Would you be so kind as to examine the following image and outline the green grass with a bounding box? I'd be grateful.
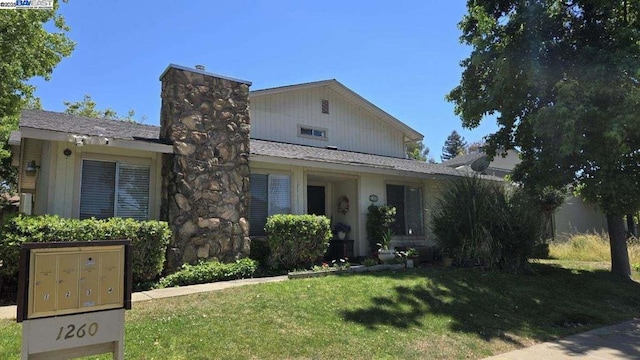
[1,264,639,359]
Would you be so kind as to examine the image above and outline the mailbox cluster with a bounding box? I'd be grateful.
[17,241,132,323]
[27,245,124,319]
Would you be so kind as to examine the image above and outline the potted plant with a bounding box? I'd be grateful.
[377,228,396,263]
[333,222,351,240]
[403,248,419,269]
[441,248,454,267]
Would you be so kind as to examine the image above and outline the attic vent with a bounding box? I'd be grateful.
[321,99,329,114]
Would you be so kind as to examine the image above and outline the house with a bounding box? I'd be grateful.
[442,149,609,236]
[9,64,498,265]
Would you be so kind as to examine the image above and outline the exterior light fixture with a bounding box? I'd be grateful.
[25,160,39,176]
[369,194,379,203]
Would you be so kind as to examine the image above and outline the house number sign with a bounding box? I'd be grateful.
[17,240,132,360]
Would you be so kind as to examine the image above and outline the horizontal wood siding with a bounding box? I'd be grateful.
[251,86,406,157]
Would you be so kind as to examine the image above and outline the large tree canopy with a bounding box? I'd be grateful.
[448,0,640,276]
[0,1,75,191]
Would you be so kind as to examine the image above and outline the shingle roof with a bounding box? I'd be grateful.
[250,139,496,179]
[17,110,499,180]
[20,109,161,141]
[441,152,487,168]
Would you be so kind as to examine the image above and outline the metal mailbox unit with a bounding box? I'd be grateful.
[17,240,132,360]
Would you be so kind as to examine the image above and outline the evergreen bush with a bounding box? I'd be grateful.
[265,214,331,270]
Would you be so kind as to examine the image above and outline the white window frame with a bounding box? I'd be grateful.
[297,124,328,141]
[385,183,424,237]
[78,158,151,221]
[249,173,291,236]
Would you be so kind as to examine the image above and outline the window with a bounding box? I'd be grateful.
[80,160,150,221]
[298,125,327,140]
[249,173,291,236]
[386,184,423,236]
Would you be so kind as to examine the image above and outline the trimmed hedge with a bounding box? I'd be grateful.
[0,215,171,285]
[156,258,258,288]
[265,214,331,270]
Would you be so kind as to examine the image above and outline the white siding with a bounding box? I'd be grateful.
[33,141,162,220]
[251,86,407,157]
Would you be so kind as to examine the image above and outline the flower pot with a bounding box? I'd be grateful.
[337,231,346,240]
[442,257,453,267]
[377,249,396,263]
[406,258,414,269]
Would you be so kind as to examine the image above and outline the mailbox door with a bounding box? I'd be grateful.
[31,253,57,314]
[56,253,79,311]
[100,250,122,306]
[79,252,101,308]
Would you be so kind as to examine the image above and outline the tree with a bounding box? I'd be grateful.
[406,140,435,162]
[441,130,467,161]
[467,141,486,154]
[0,1,75,192]
[447,0,640,276]
[63,94,142,122]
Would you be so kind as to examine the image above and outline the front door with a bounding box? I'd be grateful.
[307,186,326,216]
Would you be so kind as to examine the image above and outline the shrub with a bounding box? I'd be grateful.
[491,188,544,273]
[431,176,544,273]
[265,214,331,270]
[0,215,171,285]
[156,258,258,288]
[366,204,396,252]
[249,236,271,266]
[432,176,497,265]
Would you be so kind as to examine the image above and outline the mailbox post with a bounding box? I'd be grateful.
[17,241,132,360]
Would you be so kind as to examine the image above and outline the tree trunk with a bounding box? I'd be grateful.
[626,214,637,237]
[606,214,631,277]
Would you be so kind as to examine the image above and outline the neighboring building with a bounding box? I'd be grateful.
[9,64,498,265]
[442,149,609,236]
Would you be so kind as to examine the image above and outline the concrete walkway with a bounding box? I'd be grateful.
[484,318,640,359]
[1,276,638,359]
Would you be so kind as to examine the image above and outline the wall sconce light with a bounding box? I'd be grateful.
[25,160,39,176]
[63,148,72,156]
[369,194,379,203]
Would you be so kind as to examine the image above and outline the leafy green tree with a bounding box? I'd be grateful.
[0,1,75,192]
[441,130,467,161]
[447,0,640,276]
[406,140,434,162]
[63,94,141,122]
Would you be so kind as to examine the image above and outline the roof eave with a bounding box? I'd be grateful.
[19,127,173,154]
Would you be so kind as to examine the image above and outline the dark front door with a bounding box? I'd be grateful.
[307,186,326,215]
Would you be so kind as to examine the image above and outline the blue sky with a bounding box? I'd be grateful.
[32,0,498,161]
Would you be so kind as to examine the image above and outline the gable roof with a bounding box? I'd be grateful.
[441,152,486,168]
[14,110,499,180]
[250,140,500,180]
[251,79,423,142]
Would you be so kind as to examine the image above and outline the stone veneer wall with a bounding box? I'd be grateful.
[160,65,251,267]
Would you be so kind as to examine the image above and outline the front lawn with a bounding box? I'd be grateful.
[1,263,639,359]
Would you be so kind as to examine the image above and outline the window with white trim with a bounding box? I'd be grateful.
[249,173,291,236]
[80,160,150,221]
[298,125,327,140]
[386,184,424,236]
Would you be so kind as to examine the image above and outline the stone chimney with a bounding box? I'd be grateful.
[159,64,252,267]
